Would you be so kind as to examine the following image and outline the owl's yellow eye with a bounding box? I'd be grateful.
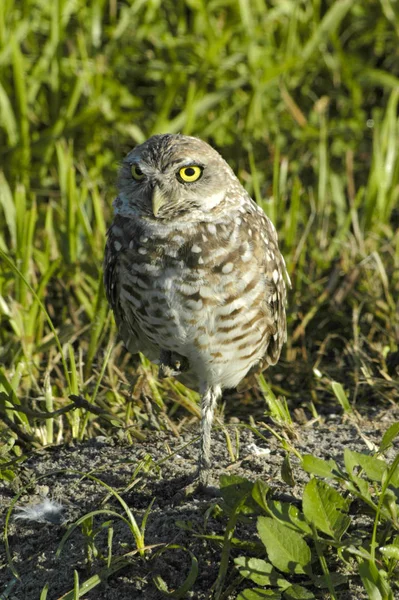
[178,165,202,183]
[131,164,145,181]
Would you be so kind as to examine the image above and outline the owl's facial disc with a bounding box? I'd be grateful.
[118,134,232,220]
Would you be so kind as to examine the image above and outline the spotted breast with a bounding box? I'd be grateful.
[104,199,286,392]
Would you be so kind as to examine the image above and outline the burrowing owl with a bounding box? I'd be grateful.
[104,134,289,487]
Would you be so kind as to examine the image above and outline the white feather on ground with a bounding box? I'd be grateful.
[14,499,65,524]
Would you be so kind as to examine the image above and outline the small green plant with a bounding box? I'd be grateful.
[258,374,293,426]
[202,423,399,599]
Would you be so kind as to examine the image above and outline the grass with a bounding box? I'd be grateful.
[0,0,399,597]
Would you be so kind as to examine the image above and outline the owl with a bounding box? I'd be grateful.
[104,134,289,489]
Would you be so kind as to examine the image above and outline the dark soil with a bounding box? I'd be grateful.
[1,406,398,600]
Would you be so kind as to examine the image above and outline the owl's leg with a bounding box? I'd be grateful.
[171,384,222,502]
[198,384,222,487]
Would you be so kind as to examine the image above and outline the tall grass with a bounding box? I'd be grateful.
[0,0,398,462]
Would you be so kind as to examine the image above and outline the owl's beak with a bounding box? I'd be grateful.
[152,185,168,217]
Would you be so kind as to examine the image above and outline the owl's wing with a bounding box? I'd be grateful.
[103,226,143,356]
[255,205,289,367]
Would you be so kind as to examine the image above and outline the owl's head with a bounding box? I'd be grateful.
[115,134,239,221]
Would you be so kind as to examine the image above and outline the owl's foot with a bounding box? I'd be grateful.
[158,350,189,379]
[158,363,180,379]
[171,468,220,503]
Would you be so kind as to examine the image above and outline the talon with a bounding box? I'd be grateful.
[158,364,180,379]
[158,350,189,379]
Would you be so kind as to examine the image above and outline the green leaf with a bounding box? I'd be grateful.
[220,474,255,514]
[257,373,292,424]
[302,479,350,540]
[301,0,353,63]
[235,556,273,585]
[257,517,311,575]
[313,573,347,588]
[379,544,399,561]
[281,454,295,487]
[381,488,398,522]
[152,546,198,599]
[39,582,49,600]
[379,422,399,453]
[331,381,352,413]
[283,584,315,599]
[358,560,393,600]
[237,590,282,600]
[302,455,338,479]
[0,81,18,146]
[389,465,399,488]
[60,558,134,599]
[252,479,271,513]
[0,172,16,247]
[344,449,388,482]
[266,499,312,535]
[345,474,372,501]
[0,469,16,482]
[234,557,290,589]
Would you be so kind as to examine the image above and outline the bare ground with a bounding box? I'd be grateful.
[1,405,398,600]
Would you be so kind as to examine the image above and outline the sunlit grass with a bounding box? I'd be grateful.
[0,0,398,468]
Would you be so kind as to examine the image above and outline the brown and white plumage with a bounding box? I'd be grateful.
[104,134,289,486]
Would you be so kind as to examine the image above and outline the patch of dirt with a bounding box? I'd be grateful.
[1,406,398,600]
